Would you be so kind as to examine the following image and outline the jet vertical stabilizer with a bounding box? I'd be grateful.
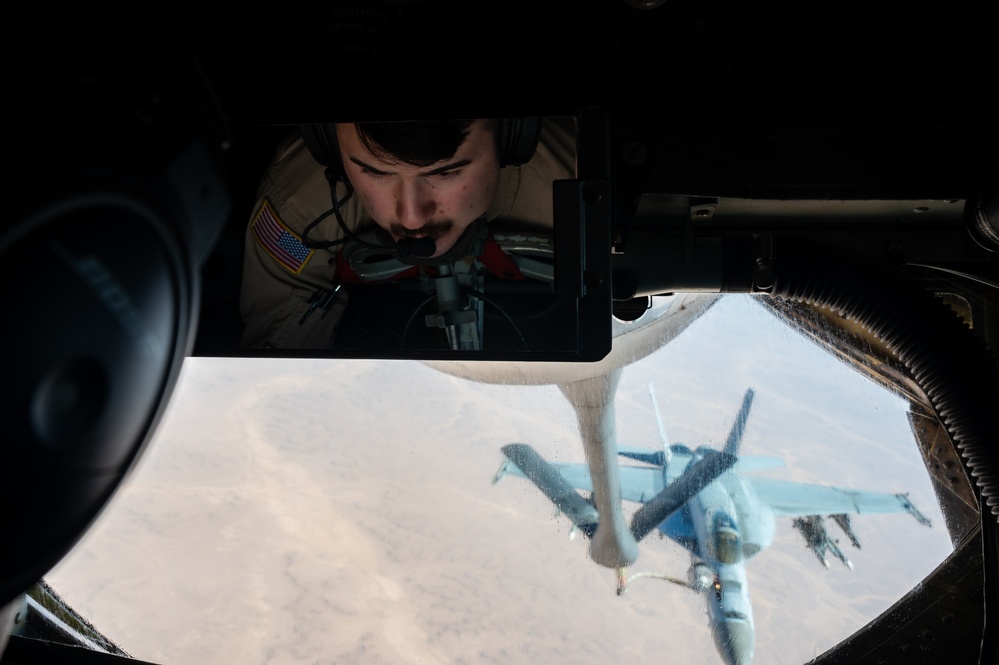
[499,444,599,537]
[648,382,671,468]
[630,451,738,542]
[723,389,755,456]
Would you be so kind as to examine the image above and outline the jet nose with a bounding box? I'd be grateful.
[712,618,755,665]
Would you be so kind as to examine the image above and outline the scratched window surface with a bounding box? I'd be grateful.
[45,295,962,665]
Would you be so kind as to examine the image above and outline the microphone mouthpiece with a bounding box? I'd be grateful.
[397,236,437,259]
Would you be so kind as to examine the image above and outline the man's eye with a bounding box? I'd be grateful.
[435,169,461,179]
[359,167,386,178]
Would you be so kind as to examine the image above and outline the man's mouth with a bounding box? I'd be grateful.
[390,220,454,241]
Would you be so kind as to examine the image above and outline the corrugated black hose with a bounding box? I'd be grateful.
[769,237,999,521]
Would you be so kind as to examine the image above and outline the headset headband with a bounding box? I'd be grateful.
[299,117,543,178]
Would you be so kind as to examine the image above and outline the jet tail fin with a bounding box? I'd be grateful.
[492,459,514,485]
[630,451,738,542]
[647,382,671,467]
[499,444,599,537]
[723,388,755,456]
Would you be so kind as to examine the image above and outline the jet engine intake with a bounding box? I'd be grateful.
[689,562,715,592]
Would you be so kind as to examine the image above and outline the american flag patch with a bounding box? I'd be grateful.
[251,200,314,274]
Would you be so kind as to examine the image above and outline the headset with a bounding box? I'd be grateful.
[299,117,543,173]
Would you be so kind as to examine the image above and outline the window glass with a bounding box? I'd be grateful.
[45,295,961,665]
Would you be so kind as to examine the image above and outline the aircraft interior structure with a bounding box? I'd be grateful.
[2,3,996,664]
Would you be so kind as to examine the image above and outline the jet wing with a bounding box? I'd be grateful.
[748,477,931,525]
[549,463,592,493]
[619,467,667,503]
[513,462,666,504]
[496,446,664,516]
[496,445,599,534]
[733,456,785,473]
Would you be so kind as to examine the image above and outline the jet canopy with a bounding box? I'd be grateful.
[711,513,744,565]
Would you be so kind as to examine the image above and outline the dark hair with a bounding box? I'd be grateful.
[354,119,498,167]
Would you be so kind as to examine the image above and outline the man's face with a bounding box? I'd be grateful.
[335,119,501,258]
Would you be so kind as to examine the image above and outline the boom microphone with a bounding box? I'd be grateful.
[396,236,437,259]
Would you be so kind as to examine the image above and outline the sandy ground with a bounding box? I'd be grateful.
[46,296,957,665]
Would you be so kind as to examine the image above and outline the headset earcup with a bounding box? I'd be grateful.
[499,117,543,167]
[300,124,344,171]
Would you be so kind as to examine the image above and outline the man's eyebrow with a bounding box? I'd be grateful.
[420,158,472,176]
[348,156,391,175]
[348,156,473,176]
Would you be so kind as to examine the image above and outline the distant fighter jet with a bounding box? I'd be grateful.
[426,294,934,665]
[492,385,932,665]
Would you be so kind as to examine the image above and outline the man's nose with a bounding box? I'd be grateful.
[395,179,436,230]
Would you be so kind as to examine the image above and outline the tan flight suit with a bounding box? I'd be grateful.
[239,117,576,349]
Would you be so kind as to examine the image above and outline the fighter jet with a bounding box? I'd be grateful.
[492,385,932,665]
